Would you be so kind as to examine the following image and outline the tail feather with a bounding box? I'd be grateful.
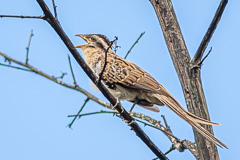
[186,111,220,126]
[154,94,227,149]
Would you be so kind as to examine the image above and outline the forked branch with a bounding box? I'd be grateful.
[192,0,228,64]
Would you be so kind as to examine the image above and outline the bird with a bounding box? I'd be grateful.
[75,33,227,148]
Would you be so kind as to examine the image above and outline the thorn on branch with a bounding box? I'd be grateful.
[124,32,145,59]
[26,29,34,64]
[97,37,118,85]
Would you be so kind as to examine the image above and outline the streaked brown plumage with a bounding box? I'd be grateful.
[75,34,227,148]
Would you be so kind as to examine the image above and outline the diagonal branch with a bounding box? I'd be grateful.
[192,0,228,64]
[124,32,145,59]
[36,0,167,159]
[68,98,90,128]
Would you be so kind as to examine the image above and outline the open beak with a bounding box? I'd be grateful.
[75,34,89,48]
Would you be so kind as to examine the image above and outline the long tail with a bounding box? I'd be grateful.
[153,93,227,149]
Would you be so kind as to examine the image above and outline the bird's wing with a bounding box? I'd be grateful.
[102,54,162,93]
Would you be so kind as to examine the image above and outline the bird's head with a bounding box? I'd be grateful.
[75,34,112,52]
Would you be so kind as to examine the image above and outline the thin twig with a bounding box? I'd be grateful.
[124,32,145,59]
[68,98,90,128]
[54,72,67,79]
[68,109,197,156]
[26,29,34,64]
[69,110,178,140]
[0,15,45,19]
[199,47,212,66]
[161,115,171,132]
[0,51,109,108]
[0,63,32,72]
[68,55,78,86]
[68,110,117,118]
[97,38,117,85]
[51,0,57,18]
[164,145,175,155]
[192,0,228,63]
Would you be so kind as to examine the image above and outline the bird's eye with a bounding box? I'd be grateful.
[91,37,96,42]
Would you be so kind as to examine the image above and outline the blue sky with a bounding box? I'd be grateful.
[0,0,239,159]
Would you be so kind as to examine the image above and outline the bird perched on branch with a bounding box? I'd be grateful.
[75,34,227,148]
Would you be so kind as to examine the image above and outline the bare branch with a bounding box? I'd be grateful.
[26,30,34,64]
[192,0,228,64]
[68,98,90,128]
[124,32,145,59]
[51,0,58,18]
[0,15,45,19]
[68,55,78,86]
[0,63,31,72]
[68,110,117,118]
[161,115,171,132]
[68,110,198,156]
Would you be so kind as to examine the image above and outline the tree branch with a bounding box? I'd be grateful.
[124,32,145,59]
[51,0,58,18]
[68,98,90,128]
[36,0,167,159]
[25,29,34,64]
[0,15,45,19]
[68,55,78,86]
[149,0,228,159]
[192,0,228,64]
